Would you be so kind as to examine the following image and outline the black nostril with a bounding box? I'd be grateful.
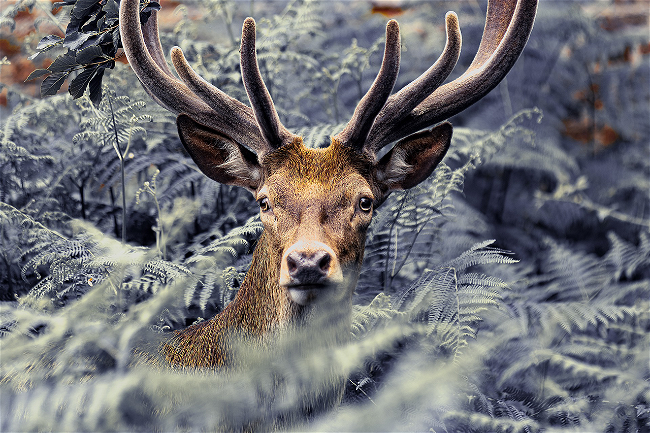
[316,251,331,273]
[287,254,298,274]
[286,250,331,283]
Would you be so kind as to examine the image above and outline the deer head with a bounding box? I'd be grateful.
[120,0,537,365]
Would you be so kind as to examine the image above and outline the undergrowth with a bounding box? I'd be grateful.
[0,0,648,431]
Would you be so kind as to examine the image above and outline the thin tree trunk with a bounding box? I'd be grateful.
[109,186,119,238]
[79,183,86,220]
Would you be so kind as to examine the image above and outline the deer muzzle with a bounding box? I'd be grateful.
[279,241,344,305]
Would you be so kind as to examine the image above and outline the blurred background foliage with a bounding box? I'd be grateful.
[0,0,648,431]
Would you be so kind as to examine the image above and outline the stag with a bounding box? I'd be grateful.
[120,0,537,375]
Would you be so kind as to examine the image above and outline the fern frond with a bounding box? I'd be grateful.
[444,240,518,272]
[526,240,610,303]
[604,230,650,281]
[389,241,513,360]
[351,293,403,338]
[121,275,164,295]
[442,410,539,433]
[143,260,192,284]
[182,217,262,312]
[528,302,634,333]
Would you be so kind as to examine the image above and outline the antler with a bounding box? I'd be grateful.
[334,20,401,149]
[119,0,293,157]
[342,0,538,158]
[240,18,296,150]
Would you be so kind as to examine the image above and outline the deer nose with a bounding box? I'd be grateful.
[279,241,343,289]
[286,250,331,284]
[280,242,344,305]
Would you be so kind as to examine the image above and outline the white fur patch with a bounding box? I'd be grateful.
[218,140,261,184]
[381,147,412,184]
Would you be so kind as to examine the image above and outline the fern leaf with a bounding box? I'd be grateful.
[351,293,403,338]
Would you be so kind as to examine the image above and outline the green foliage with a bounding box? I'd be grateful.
[182,216,262,313]
[26,0,161,102]
[1,0,648,431]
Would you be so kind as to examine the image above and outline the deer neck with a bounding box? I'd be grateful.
[164,229,356,368]
[231,230,301,333]
[229,229,355,340]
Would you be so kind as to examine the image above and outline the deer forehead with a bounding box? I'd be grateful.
[258,140,375,206]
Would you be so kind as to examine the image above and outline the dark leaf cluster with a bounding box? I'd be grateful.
[26,0,161,103]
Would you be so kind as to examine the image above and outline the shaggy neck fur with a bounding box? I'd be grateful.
[163,230,355,369]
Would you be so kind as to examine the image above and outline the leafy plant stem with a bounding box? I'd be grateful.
[109,186,119,238]
[108,94,126,245]
[156,201,164,260]
[499,77,513,118]
[136,170,165,259]
[348,379,377,406]
[332,75,341,124]
[222,6,236,47]
[383,192,407,292]
[451,267,461,363]
[393,213,439,278]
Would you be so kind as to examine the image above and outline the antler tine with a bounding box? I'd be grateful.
[119,0,265,152]
[170,48,267,152]
[240,18,295,151]
[366,0,538,151]
[468,1,517,72]
[120,0,193,113]
[334,20,401,150]
[141,8,175,78]
[137,8,185,109]
[364,12,461,156]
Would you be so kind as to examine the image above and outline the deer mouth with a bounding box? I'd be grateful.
[285,283,330,305]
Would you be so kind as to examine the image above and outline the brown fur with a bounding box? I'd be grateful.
[166,117,452,380]
[164,230,301,367]
[163,139,377,368]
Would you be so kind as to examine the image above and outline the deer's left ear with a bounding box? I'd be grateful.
[374,121,452,192]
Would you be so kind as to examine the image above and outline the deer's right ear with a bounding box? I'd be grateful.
[374,121,452,193]
[177,114,262,193]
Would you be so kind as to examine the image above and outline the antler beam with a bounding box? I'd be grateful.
[119,0,290,157]
[364,0,538,156]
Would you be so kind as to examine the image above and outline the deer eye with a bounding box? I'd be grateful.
[259,197,271,212]
[359,197,373,213]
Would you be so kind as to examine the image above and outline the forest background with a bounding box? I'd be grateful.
[0,0,648,431]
